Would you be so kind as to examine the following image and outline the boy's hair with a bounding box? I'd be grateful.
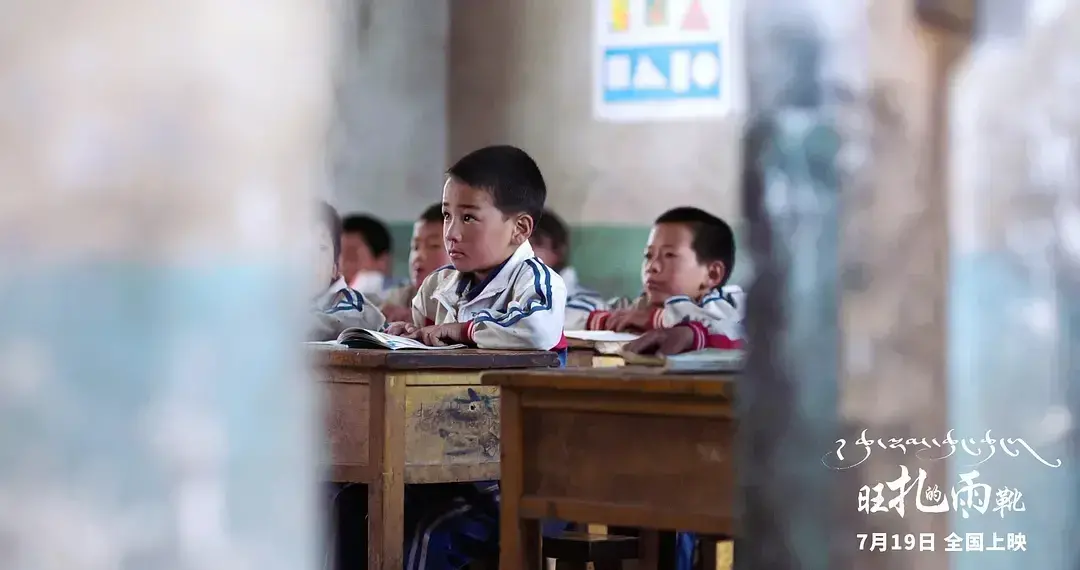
[419,203,443,223]
[533,209,570,264]
[654,207,736,285]
[320,201,343,261]
[342,213,393,258]
[446,145,546,223]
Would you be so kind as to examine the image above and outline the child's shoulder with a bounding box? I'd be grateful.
[415,264,459,293]
[508,257,566,291]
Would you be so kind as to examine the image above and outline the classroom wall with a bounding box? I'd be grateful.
[333,0,746,297]
[329,0,448,219]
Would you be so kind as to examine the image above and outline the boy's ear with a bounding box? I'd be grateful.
[704,261,726,290]
[511,213,534,246]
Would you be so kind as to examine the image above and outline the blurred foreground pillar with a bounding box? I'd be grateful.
[950,2,1080,569]
[740,0,969,568]
[0,2,333,569]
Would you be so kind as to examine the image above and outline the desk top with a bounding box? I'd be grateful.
[481,366,734,397]
[310,345,559,370]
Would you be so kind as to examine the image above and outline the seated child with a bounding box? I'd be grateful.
[624,319,743,354]
[565,207,743,348]
[340,212,397,295]
[388,145,567,354]
[310,201,386,340]
[531,208,603,301]
[383,145,568,570]
[379,203,450,322]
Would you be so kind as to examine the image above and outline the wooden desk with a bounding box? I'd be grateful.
[312,346,558,570]
[566,338,626,368]
[483,367,735,570]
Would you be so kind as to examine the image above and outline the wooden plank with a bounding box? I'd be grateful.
[324,380,372,480]
[311,347,559,370]
[520,389,734,419]
[402,380,501,475]
[567,348,625,368]
[520,408,734,518]
[367,371,407,570]
[498,388,542,570]
[518,498,732,537]
[483,368,735,397]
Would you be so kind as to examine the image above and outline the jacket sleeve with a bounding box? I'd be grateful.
[659,287,744,329]
[309,288,387,341]
[575,296,636,330]
[564,291,609,330]
[679,320,745,351]
[409,270,444,327]
[465,259,567,350]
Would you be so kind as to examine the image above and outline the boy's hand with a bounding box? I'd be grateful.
[625,327,696,355]
[381,304,414,323]
[605,308,656,332]
[410,323,469,346]
[384,321,418,336]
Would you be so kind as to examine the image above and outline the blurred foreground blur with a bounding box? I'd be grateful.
[1,0,1079,569]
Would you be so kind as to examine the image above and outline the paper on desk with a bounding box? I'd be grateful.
[563,330,641,342]
[305,340,348,349]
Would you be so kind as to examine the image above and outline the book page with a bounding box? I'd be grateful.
[564,330,641,343]
[363,329,466,350]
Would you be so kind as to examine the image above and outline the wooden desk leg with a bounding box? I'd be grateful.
[369,372,407,570]
[498,389,543,570]
[638,530,677,570]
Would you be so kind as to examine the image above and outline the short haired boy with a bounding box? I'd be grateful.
[379,203,450,322]
[387,145,567,355]
[565,207,744,349]
[310,202,386,340]
[382,145,567,570]
[531,208,603,302]
[340,212,395,295]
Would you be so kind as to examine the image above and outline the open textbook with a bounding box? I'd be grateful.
[312,328,466,350]
[620,348,745,373]
[564,330,640,355]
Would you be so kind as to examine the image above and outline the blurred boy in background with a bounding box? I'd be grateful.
[531,208,603,303]
[565,207,743,349]
[379,203,451,322]
[340,212,397,296]
[310,202,386,340]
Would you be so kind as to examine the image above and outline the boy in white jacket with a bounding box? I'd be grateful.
[381,145,567,570]
[565,207,744,347]
[387,145,567,356]
[309,202,386,341]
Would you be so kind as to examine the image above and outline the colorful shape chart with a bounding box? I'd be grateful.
[681,0,710,30]
[610,0,629,32]
[646,0,668,27]
[593,0,734,121]
[602,43,723,103]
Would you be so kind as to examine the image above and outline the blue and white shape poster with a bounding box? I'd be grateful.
[593,0,737,122]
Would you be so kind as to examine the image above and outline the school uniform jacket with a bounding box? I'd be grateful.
[411,241,568,351]
[309,276,387,341]
[378,283,417,309]
[566,285,746,347]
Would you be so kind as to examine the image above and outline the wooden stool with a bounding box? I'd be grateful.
[542,531,640,570]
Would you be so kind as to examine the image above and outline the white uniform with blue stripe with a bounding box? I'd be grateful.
[411,241,567,351]
[310,276,386,341]
[565,285,746,332]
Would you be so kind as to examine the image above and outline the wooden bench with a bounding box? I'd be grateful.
[483,367,736,570]
[311,346,558,570]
